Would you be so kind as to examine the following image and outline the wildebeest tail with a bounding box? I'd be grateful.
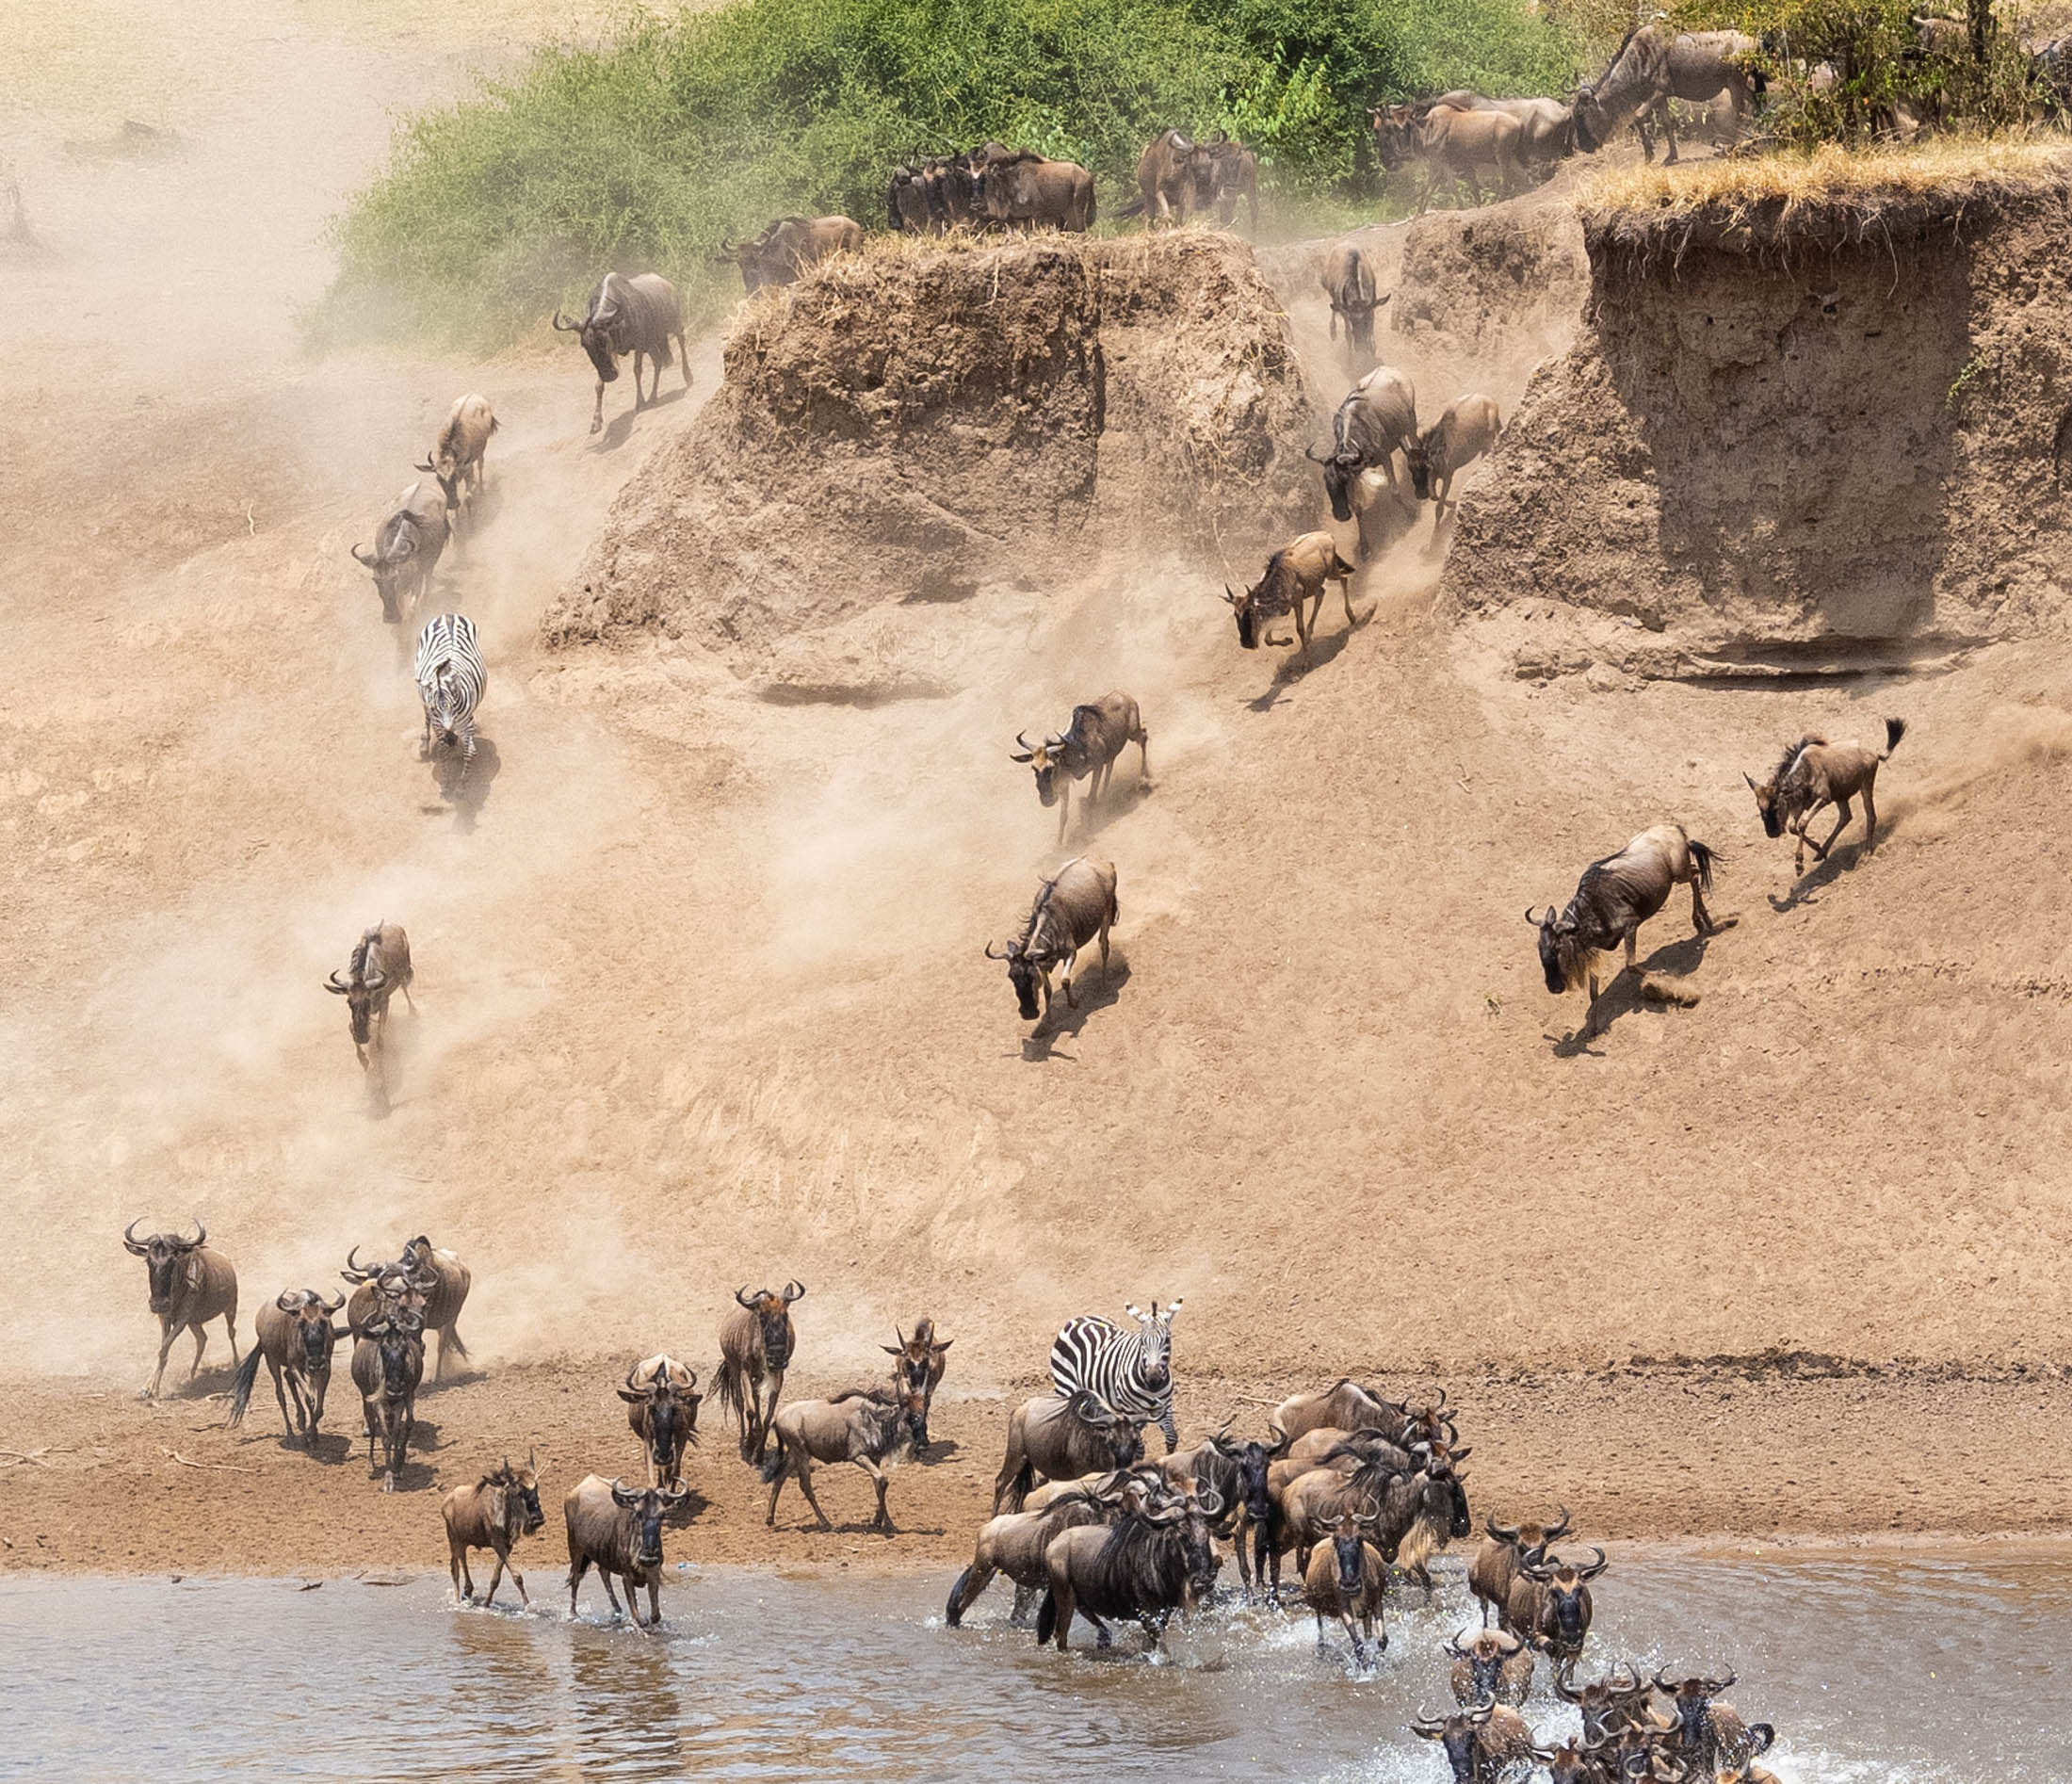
[1687,838,1719,892]
[1035,1590,1059,1645]
[713,1355,747,1431]
[757,1443,788,1485]
[650,334,674,371]
[997,1454,1034,1515]
[945,1567,973,1627]
[442,1324,470,1360]
[226,1344,265,1428]
[1882,716,1907,757]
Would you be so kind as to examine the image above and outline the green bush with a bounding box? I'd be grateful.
[320,0,1577,348]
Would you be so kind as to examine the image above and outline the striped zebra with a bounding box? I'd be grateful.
[413,614,486,778]
[1048,1299,1182,1452]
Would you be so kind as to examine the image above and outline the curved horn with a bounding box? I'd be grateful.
[1487,1516,1522,1543]
[1409,1714,1448,1738]
[1304,446,1330,462]
[1609,1660,1643,1694]
[1525,905,1546,925]
[1703,1665,1736,1694]
[735,1286,757,1308]
[783,1280,805,1303]
[1654,1667,1676,1695]
[1493,1629,1524,1655]
[1446,1629,1474,1657]
[320,1291,347,1315]
[184,1218,205,1248]
[350,544,375,566]
[983,941,1012,960]
[122,1219,150,1256]
[552,309,580,332]
[1553,1660,1583,1702]
[1544,1504,1571,1543]
[1575,1545,1609,1580]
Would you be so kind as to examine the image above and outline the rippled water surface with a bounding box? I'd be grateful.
[5,1549,2065,1781]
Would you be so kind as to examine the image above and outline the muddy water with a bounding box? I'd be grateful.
[5,1549,2064,1781]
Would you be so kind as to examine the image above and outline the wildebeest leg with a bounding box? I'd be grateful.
[1009,1581,1038,1625]
[1812,797,1853,861]
[1792,799,1830,875]
[794,1455,834,1531]
[765,1444,792,1526]
[189,1321,209,1382]
[1049,1581,1076,1649]
[1293,593,1312,657]
[452,1540,472,1602]
[274,1361,300,1441]
[1057,945,1082,1009]
[1057,778,1071,846]
[591,376,606,435]
[1658,97,1680,165]
[509,1552,531,1608]
[599,1567,626,1621]
[676,331,691,389]
[644,1570,660,1630]
[482,1549,506,1607]
[862,1458,894,1533]
[566,1552,590,1617]
[1861,784,1879,851]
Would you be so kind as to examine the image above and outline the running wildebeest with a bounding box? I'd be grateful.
[1657,1668,1775,1776]
[414,393,496,533]
[1469,1505,1570,1628]
[1448,1626,1534,1705]
[1224,531,1361,656]
[443,1453,545,1607]
[1572,27,1765,161]
[351,1308,424,1491]
[1507,1545,1609,1662]
[552,271,689,434]
[1320,246,1387,372]
[1312,364,1418,558]
[716,214,864,291]
[1035,1484,1222,1653]
[619,1354,702,1488]
[1011,693,1150,844]
[986,855,1119,1030]
[1409,1699,1534,1784]
[881,1320,952,1448]
[946,1478,1122,1627]
[324,922,413,1091]
[1553,1658,1651,1743]
[397,1234,471,1381]
[1405,395,1501,538]
[1529,823,1725,1038]
[351,479,448,626]
[994,1390,1145,1513]
[1303,1511,1390,1668]
[974,152,1096,232]
[563,1473,688,1630]
[123,1218,238,1400]
[226,1288,346,1445]
[1746,718,1906,877]
[715,1280,803,1463]
[340,1245,430,1342]
[761,1385,928,1533]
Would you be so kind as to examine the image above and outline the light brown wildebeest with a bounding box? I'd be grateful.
[225,1288,346,1445]
[1573,27,1764,162]
[1010,692,1150,845]
[443,1453,545,1606]
[123,1218,238,1400]
[717,214,865,291]
[1320,245,1387,373]
[1223,531,1361,657]
[945,1477,1124,1626]
[1303,1511,1390,1668]
[881,1319,952,1448]
[761,1387,928,1533]
[414,394,497,532]
[1128,129,1211,225]
[993,1390,1145,1512]
[397,1234,471,1380]
[1370,103,1524,213]
[563,1473,688,1630]
[1448,1625,1534,1705]
[1506,1545,1609,1662]
[619,1354,702,1487]
[1201,135,1259,230]
[1409,1699,1534,1782]
[715,1280,803,1462]
[552,271,690,435]
[985,856,1119,1030]
[1424,91,1574,176]
[1746,718,1906,877]
[974,152,1095,232]
[1404,394,1501,538]
[1468,1504,1571,1628]
[323,922,414,1094]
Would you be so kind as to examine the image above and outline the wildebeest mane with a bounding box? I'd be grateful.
[1091,1511,1190,1606]
[1768,735,1822,792]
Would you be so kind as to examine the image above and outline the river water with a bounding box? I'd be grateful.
[4,1548,2064,1781]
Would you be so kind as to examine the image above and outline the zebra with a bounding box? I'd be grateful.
[1048,1299,1182,1452]
[413,614,486,779]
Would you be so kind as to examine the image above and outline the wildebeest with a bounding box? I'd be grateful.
[1034,1486,1221,1652]
[1409,1699,1534,1783]
[1279,1444,1471,1587]
[351,479,449,626]
[123,1218,238,1400]
[1370,103,1524,213]
[974,152,1096,232]
[1405,395,1501,537]
[946,1479,1120,1626]
[414,394,497,532]
[1224,530,1360,655]
[340,1245,431,1344]
[1573,27,1764,160]
[226,1288,345,1444]
[1529,823,1724,1038]
[442,1453,545,1607]
[1746,718,1906,877]
[716,214,864,291]
[1507,1545,1608,1661]
[1311,364,1418,556]
[1011,693,1150,845]
[1469,1505,1570,1628]
[552,271,689,435]
[563,1472,688,1630]
[397,1235,471,1380]
[715,1280,803,1462]
[323,922,413,1091]
[350,1307,425,1491]
[994,1390,1144,1513]
[1657,1668,1775,1776]
[1448,1626,1534,1706]
[1128,129,1213,225]
[1423,91,1576,175]
[985,855,1118,1029]
[1320,246,1387,372]
[1553,1658,1651,1743]
[1303,1512,1389,1668]
[1201,135,1259,230]
[886,143,1011,234]
[1271,1379,1457,1450]
[1162,1430,1272,1595]
[619,1354,702,1487]
[761,1386,928,1533]
[881,1319,952,1448]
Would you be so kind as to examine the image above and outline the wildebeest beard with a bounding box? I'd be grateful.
[581,328,619,383]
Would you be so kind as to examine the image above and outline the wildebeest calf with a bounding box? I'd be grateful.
[1225,531,1361,657]
[443,1453,545,1606]
[1404,394,1500,538]
[1746,717,1906,876]
[415,394,497,532]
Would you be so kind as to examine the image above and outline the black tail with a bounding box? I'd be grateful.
[758,1444,788,1485]
[442,1323,470,1360]
[946,1567,972,1627]
[1035,1590,1058,1645]
[713,1356,747,1432]
[226,1345,264,1428]
[1687,838,1719,892]
[1883,716,1908,757]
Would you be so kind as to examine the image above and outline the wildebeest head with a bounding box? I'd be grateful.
[323,934,390,1045]
[124,1219,204,1313]
[1411,1699,1497,1783]
[983,934,1044,1019]
[1526,903,1586,995]
[881,1325,945,1444]
[609,1476,688,1569]
[1746,740,1806,837]
[349,520,416,624]
[1065,1390,1146,1468]
[1301,439,1368,525]
[1487,1502,1570,1552]
[735,1282,802,1367]
[1411,1444,1474,1539]
[1654,1667,1737,1760]
[277,1289,344,1372]
[364,1309,425,1398]
[1524,1546,1607,1651]
[1176,1487,1223,1599]
[1405,431,1435,499]
[553,283,623,383]
[1449,1626,1527,1700]
[1329,1509,1381,1596]
[1009,731,1067,805]
[1368,104,1422,171]
[1554,1658,1647,1742]
[619,1363,702,1479]
[491,1452,546,1534]
[1125,1299,1180,1392]
[1222,581,1265,649]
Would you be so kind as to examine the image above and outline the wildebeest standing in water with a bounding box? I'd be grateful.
[986,855,1119,1030]
[1035,1487,1222,1652]
[1528,822,1725,1039]
[564,1472,689,1629]
[350,479,448,626]
[882,1319,952,1448]
[226,1288,346,1445]
[1320,246,1387,373]
[324,922,413,1095]
[443,1454,546,1607]
[619,1354,702,1488]
[1011,693,1150,844]
[1224,531,1361,657]
[715,1281,804,1463]
[553,271,689,434]
[1468,1504,1569,1629]
[1745,718,1906,877]
[414,394,497,534]
[123,1219,238,1400]
[1404,394,1501,539]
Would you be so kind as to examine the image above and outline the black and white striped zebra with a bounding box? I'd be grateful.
[413,613,486,777]
[1048,1299,1182,1452]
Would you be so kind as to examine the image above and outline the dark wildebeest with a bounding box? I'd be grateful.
[1370,102,1525,213]
[1011,693,1150,844]
[1656,1668,1776,1776]
[339,1246,430,1344]
[1280,1444,1471,1590]
[1746,718,1906,877]
[1311,364,1418,559]
[762,1386,929,1533]
[414,394,497,533]
[881,1319,952,1448]
[123,1218,238,1400]
[1201,135,1259,229]
[1126,129,1213,225]
[1447,1626,1534,1706]
[946,1478,1124,1627]
[1404,394,1501,538]
[552,271,689,435]
[323,922,414,1091]
[715,1280,803,1463]
[1035,1486,1222,1652]
[974,152,1096,232]
[1572,27,1764,161]
[1162,1430,1272,1596]
[442,1453,545,1607]
[397,1234,471,1380]
[226,1288,346,1445]
[716,214,864,291]
[351,479,449,625]
[1224,530,1361,656]
[563,1472,688,1630]
[1529,823,1724,1038]
[1320,246,1387,372]
[1553,1658,1651,1743]
[1506,1545,1608,1662]
[994,1390,1144,1513]
[1468,1505,1570,1628]
[350,1307,425,1491]
[1409,1699,1534,1784]
[1303,1511,1390,1668]
[619,1354,702,1488]
[985,855,1118,1030]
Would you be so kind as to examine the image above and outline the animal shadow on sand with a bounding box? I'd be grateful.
[427,736,501,831]
[1244,625,1360,714]
[919,1436,962,1465]
[240,1428,357,1467]
[1549,927,1731,1057]
[1072,780,1153,843]
[664,1484,713,1528]
[1020,959,1131,1062]
[1767,821,1901,913]
[592,386,690,454]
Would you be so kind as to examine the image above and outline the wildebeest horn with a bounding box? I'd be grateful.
[183,1218,205,1248]
[1487,1516,1521,1542]
[1609,1660,1642,1694]
[1525,905,1545,925]
[350,544,375,566]
[1544,1504,1571,1542]
[325,968,351,992]
[1449,1446,1471,1463]
[1195,1489,1223,1518]
[735,1285,757,1307]
[1553,1660,1583,1701]
[1304,445,1330,462]
[1493,1629,1523,1654]
[1654,1667,1676,1695]
[122,1219,150,1256]
[413,457,435,474]
[1409,1713,1448,1738]
[782,1279,805,1303]
[1703,1665,1736,1694]
[1575,1545,1608,1580]
[983,941,1010,959]
[1446,1629,1473,1656]
[662,1483,689,1505]
[1222,585,1239,606]
[320,1291,346,1315]
[552,309,579,331]
[342,1244,371,1282]
[609,1476,640,1507]
[277,1289,310,1311]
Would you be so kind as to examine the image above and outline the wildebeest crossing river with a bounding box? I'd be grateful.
[8,1549,2066,1781]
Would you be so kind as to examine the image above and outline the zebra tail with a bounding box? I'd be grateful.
[226,1345,264,1428]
